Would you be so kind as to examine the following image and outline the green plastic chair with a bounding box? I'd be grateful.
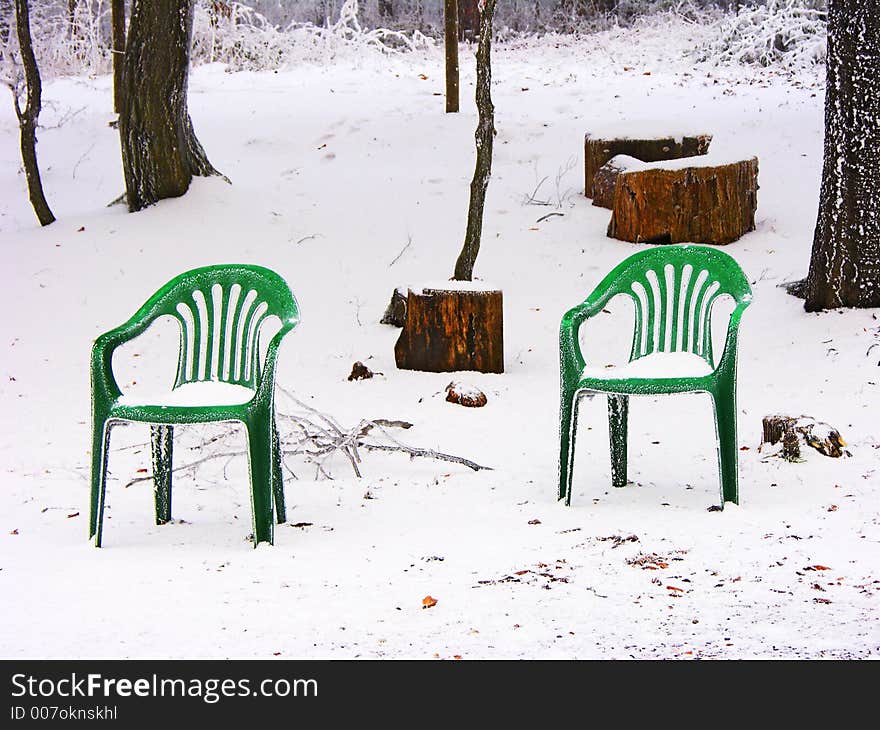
[558,244,752,507]
[89,264,300,547]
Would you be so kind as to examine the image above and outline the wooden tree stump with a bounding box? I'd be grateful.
[380,287,408,327]
[394,286,503,373]
[607,156,759,245]
[591,155,641,209]
[762,414,848,458]
[584,133,712,198]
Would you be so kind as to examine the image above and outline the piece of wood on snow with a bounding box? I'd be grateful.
[394,286,503,373]
[761,414,848,458]
[584,133,712,198]
[607,155,759,245]
[591,155,643,209]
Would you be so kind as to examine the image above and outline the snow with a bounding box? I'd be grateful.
[117,381,257,408]
[1,22,878,660]
[581,351,714,380]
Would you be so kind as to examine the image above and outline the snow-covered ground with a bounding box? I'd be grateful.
[1,19,878,659]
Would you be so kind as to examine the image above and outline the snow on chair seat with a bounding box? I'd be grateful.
[117,381,257,408]
[580,350,713,380]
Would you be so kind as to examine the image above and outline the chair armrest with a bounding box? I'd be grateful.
[559,294,611,377]
[90,312,160,404]
[715,299,752,374]
[256,319,299,402]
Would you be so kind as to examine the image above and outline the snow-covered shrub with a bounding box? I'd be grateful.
[697,0,827,71]
[191,0,434,71]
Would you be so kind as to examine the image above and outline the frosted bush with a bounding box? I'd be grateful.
[697,0,827,71]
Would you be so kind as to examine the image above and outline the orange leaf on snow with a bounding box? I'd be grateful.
[422,596,438,609]
[666,585,684,592]
[805,565,831,571]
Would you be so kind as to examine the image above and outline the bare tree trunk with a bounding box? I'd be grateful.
[801,1,880,310]
[378,0,394,19]
[444,0,459,113]
[12,0,55,226]
[119,0,221,212]
[453,0,496,282]
[111,0,125,114]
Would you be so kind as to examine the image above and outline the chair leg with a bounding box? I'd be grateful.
[558,388,580,506]
[712,384,739,506]
[151,425,173,525]
[89,420,112,547]
[246,415,275,547]
[271,414,286,525]
[608,394,629,488]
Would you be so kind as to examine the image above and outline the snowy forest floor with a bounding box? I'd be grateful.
[1,19,878,659]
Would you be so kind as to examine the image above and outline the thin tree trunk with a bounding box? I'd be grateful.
[119,0,221,212]
[444,0,459,113]
[453,0,496,282]
[111,0,125,114]
[12,0,55,226]
[802,1,880,310]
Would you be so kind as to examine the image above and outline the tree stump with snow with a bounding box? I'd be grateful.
[584,133,712,199]
[394,286,503,373]
[607,155,759,245]
[761,414,848,458]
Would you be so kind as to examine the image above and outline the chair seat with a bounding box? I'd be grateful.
[581,351,713,381]
[117,381,256,408]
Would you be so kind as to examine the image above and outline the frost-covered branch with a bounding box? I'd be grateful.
[121,386,491,488]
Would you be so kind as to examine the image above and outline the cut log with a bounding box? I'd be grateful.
[761,414,848,459]
[380,287,408,327]
[591,155,641,210]
[607,156,759,245]
[394,286,503,373]
[584,133,712,198]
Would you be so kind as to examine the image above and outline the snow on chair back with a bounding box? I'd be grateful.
[126,265,298,391]
[597,246,751,366]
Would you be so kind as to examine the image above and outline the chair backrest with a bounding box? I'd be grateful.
[132,264,299,390]
[594,245,751,365]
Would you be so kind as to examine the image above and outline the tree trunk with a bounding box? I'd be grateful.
[453,0,496,281]
[378,0,394,19]
[458,0,478,41]
[444,0,459,113]
[394,287,503,373]
[12,0,55,226]
[119,0,221,212]
[111,0,125,114]
[802,2,880,310]
[607,157,758,246]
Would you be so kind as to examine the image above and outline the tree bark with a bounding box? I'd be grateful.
[111,0,125,114]
[12,0,55,226]
[444,0,459,113]
[802,1,880,310]
[394,287,503,373]
[453,0,495,281]
[119,0,221,212]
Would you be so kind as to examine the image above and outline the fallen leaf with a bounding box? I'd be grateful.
[10,529,19,535]
[805,565,831,571]
[740,446,750,451]
[813,597,832,604]
[418,73,428,80]
[528,519,542,525]
[66,512,79,518]
[290,522,313,529]
[453,655,462,659]
[77,226,85,232]
[666,585,684,592]
[136,468,148,474]
[422,595,438,609]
